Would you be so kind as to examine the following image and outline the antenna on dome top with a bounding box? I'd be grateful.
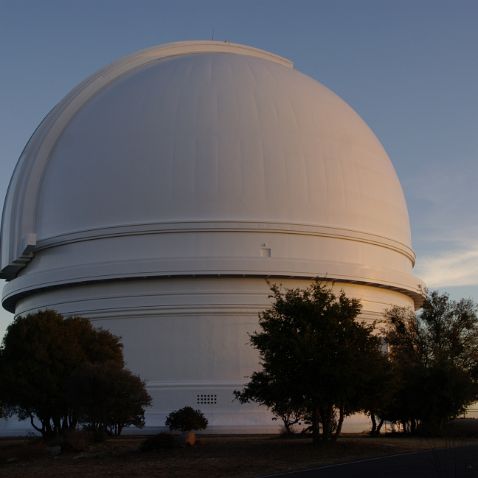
[211,27,215,40]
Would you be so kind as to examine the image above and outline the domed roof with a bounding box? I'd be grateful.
[0,41,422,306]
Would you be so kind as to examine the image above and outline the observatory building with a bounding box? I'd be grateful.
[1,41,423,432]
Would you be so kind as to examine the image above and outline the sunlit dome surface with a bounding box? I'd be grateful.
[36,49,409,243]
[3,40,412,258]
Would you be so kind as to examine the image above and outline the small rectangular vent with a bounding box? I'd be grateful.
[260,247,271,257]
[196,393,217,405]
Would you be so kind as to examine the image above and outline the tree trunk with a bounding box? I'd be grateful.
[282,417,292,435]
[312,406,321,445]
[376,417,384,434]
[320,405,333,442]
[30,414,45,436]
[370,412,377,435]
[333,406,345,441]
[410,419,417,434]
[52,416,62,437]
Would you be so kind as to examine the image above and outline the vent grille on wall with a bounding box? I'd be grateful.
[196,394,217,405]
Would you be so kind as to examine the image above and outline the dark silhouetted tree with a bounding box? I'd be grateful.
[384,291,478,434]
[67,362,151,436]
[0,310,150,438]
[236,281,387,443]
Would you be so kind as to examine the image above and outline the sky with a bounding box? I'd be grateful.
[0,0,477,336]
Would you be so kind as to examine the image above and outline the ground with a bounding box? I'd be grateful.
[1,431,477,478]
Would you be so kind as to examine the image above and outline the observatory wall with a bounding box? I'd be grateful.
[13,277,413,430]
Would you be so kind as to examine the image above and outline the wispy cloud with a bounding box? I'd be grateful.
[416,241,478,288]
[405,154,478,291]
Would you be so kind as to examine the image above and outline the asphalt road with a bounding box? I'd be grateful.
[264,445,478,477]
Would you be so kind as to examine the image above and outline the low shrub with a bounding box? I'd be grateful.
[165,406,208,432]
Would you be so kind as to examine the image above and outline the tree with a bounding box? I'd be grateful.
[379,306,425,433]
[236,281,387,443]
[359,345,394,436]
[421,291,478,376]
[0,310,151,438]
[383,291,478,434]
[234,370,308,434]
[67,362,152,436]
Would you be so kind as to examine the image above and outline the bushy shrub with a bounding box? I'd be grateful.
[140,432,177,451]
[165,406,208,432]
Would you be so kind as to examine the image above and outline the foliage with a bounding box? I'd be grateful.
[235,371,308,434]
[165,406,208,432]
[421,291,478,375]
[67,362,152,436]
[0,401,8,420]
[0,310,151,439]
[140,432,177,451]
[236,281,387,443]
[383,290,478,434]
[358,343,394,435]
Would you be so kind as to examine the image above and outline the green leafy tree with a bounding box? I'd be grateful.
[384,291,478,434]
[236,281,386,443]
[0,310,150,438]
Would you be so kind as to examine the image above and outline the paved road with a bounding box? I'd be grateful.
[264,445,478,477]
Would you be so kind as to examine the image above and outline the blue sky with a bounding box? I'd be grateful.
[1,0,477,335]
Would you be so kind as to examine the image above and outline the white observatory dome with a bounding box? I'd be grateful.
[1,41,423,432]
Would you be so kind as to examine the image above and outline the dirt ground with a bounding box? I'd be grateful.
[0,433,476,478]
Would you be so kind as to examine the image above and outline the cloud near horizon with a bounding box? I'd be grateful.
[416,241,478,288]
